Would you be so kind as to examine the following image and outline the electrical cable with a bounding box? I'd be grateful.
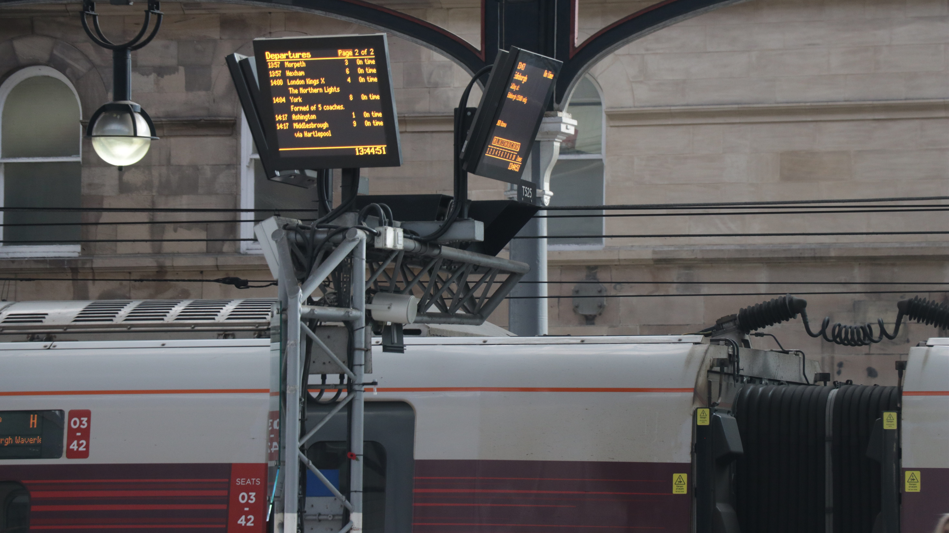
[507,290,948,298]
[523,281,949,286]
[539,207,949,218]
[0,238,255,244]
[543,195,949,211]
[358,203,389,226]
[0,204,942,228]
[0,195,945,214]
[315,168,360,225]
[317,169,333,217]
[752,332,787,351]
[514,231,949,239]
[416,65,492,243]
[727,294,949,347]
[0,276,275,287]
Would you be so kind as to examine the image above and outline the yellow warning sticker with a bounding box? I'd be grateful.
[905,471,921,493]
[673,473,688,495]
[883,411,898,430]
[697,408,710,426]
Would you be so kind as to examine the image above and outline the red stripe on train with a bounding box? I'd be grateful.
[32,491,227,498]
[32,526,226,530]
[34,504,228,511]
[25,479,229,484]
[378,387,693,393]
[413,523,662,529]
[414,489,668,495]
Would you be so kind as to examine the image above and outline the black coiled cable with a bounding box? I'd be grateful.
[737,295,807,333]
[734,293,949,347]
[739,294,949,347]
[900,295,949,329]
[801,315,896,347]
[799,296,949,346]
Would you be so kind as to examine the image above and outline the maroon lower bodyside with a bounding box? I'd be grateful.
[413,460,691,532]
[902,467,949,533]
[0,463,233,532]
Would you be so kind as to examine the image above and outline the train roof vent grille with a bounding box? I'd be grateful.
[224,299,275,321]
[74,301,133,323]
[174,300,230,322]
[2,313,48,324]
[125,300,182,322]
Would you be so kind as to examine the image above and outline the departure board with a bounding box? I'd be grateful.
[462,47,561,185]
[253,34,401,169]
[0,410,64,459]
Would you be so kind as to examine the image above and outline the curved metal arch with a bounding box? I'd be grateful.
[555,0,746,107]
[255,0,743,108]
[250,0,494,76]
[2,0,743,108]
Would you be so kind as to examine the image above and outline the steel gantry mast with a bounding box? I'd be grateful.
[255,214,529,533]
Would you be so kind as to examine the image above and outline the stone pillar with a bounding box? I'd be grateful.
[508,111,576,336]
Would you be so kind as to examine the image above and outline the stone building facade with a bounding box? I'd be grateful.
[0,0,946,385]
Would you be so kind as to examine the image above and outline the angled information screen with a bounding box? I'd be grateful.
[253,34,401,169]
[462,47,561,185]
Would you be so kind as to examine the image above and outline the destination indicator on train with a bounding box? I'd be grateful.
[0,410,64,460]
[462,47,561,185]
[253,34,401,169]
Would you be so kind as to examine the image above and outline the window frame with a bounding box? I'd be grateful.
[0,66,82,258]
[239,114,262,254]
[548,76,606,250]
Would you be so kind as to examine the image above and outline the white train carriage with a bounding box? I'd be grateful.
[0,299,946,533]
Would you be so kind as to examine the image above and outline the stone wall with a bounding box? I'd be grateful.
[0,1,492,301]
[0,0,947,385]
[550,0,949,385]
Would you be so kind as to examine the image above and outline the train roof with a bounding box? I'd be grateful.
[375,335,704,346]
[0,299,275,335]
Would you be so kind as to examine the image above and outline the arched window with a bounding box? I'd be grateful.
[548,76,604,248]
[0,67,82,257]
[239,114,325,253]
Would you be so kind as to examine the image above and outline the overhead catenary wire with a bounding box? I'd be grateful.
[514,231,949,239]
[4,229,940,244]
[506,290,949,299]
[543,195,949,211]
[2,277,946,288]
[0,276,276,288]
[0,206,945,227]
[0,238,256,243]
[0,194,945,214]
[539,207,949,218]
[524,280,949,285]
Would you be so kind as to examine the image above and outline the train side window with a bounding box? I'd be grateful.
[307,441,387,533]
[0,482,29,533]
[303,401,415,533]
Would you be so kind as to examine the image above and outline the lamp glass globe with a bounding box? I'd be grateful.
[90,107,152,166]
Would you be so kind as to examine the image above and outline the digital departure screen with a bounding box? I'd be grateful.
[0,410,64,459]
[253,34,401,169]
[462,47,561,185]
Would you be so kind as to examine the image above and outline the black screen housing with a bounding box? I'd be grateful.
[252,34,401,170]
[460,47,561,184]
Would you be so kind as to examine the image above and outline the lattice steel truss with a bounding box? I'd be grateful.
[255,216,528,533]
[362,244,527,325]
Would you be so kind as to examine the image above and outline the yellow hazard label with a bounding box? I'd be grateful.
[697,408,710,426]
[884,411,898,430]
[905,471,921,492]
[673,473,688,494]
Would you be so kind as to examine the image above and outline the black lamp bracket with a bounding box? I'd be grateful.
[81,0,162,102]
[80,0,163,52]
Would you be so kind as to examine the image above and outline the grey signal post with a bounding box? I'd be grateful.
[256,215,530,533]
[507,112,575,336]
[240,34,544,533]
